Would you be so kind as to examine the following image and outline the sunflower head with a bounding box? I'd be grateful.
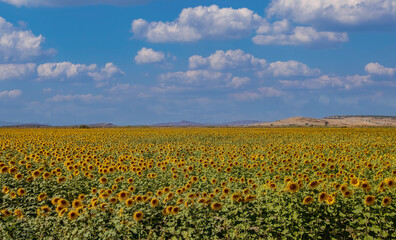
[303,196,314,205]
[68,210,79,220]
[364,195,375,206]
[211,202,222,211]
[133,211,143,221]
[382,196,391,207]
[318,192,328,202]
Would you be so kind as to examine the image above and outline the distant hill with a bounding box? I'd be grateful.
[151,120,262,127]
[253,116,396,127]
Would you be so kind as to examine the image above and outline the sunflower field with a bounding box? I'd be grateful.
[0,127,395,239]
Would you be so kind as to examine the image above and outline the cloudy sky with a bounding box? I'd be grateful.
[1,0,395,125]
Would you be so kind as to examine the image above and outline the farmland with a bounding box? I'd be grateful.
[1,128,395,239]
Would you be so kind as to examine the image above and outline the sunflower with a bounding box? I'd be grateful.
[14,209,23,219]
[303,196,314,205]
[361,181,371,192]
[43,172,51,180]
[244,194,257,203]
[57,176,66,184]
[118,191,129,201]
[32,170,40,178]
[78,194,86,201]
[350,178,360,187]
[171,206,180,214]
[17,188,26,196]
[38,193,47,201]
[382,196,391,207]
[342,190,353,198]
[364,195,375,206]
[286,182,299,193]
[72,200,83,209]
[58,199,70,208]
[318,192,328,202]
[14,173,24,181]
[99,177,108,184]
[125,198,134,207]
[41,205,51,214]
[51,197,60,205]
[1,209,11,218]
[133,211,143,221]
[68,210,79,220]
[211,202,222,211]
[58,208,68,218]
[109,197,118,204]
[326,195,335,205]
[165,206,173,215]
[150,198,159,208]
[385,178,394,188]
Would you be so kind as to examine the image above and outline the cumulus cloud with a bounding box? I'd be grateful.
[0,89,22,98]
[159,70,233,86]
[228,77,250,88]
[266,0,396,28]
[253,26,348,46]
[37,62,97,79]
[230,87,285,101]
[365,62,396,76]
[0,0,151,7]
[135,47,165,64]
[0,17,54,63]
[0,63,36,80]
[131,5,264,42]
[189,49,319,77]
[280,75,372,89]
[189,49,266,70]
[258,60,321,77]
[87,62,124,81]
[37,62,122,84]
[46,94,104,103]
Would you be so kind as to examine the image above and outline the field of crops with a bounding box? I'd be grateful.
[0,128,395,239]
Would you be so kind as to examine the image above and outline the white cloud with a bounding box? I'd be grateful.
[0,89,22,98]
[258,60,321,77]
[280,75,372,89]
[131,5,264,42]
[365,62,396,76]
[47,94,104,103]
[87,62,124,81]
[253,26,348,46]
[230,87,285,101]
[135,47,165,64]
[189,49,319,77]
[0,0,151,7]
[189,49,266,70]
[37,62,122,84]
[266,0,396,28]
[228,77,250,88]
[0,17,53,63]
[0,63,36,80]
[159,70,233,86]
[37,62,96,78]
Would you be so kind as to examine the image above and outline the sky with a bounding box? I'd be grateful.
[0,0,395,125]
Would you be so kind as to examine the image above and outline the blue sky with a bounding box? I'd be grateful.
[0,0,395,125]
